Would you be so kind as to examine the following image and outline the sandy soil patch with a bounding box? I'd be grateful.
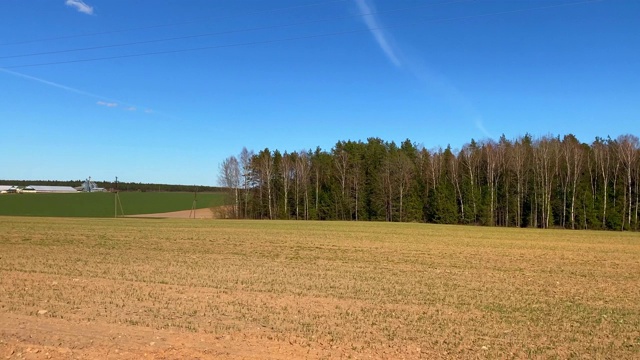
[0,313,323,360]
[125,208,214,219]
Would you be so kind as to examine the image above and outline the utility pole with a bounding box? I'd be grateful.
[189,185,198,219]
[114,176,123,218]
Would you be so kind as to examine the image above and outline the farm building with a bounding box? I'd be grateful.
[0,185,19,194]
[78,177,107,192]
[22,185,78,193]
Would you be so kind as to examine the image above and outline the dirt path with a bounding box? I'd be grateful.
[125,208,214,219]
[0,314,326,359]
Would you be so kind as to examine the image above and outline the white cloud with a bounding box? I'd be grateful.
[0,67,103,98]
[354,0,401,68]
[352,0,492,139]
[474,118,494,139]
[97,101,117,107]
[1,67,171,121]
[65,0,94,15]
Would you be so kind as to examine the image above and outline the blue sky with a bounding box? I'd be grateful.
[1,0,638,186]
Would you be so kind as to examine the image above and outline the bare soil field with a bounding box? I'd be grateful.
[125,208,215,219]
[1,217,639,359]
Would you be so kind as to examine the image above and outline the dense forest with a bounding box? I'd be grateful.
[0,180,221,193]
[219,134,640,231]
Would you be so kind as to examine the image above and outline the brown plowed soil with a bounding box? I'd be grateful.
[2,217,639,359]
[125,208,214,219]
[0,313,326,359]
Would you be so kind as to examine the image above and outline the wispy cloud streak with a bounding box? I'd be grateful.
[351,0,493,139]
[1,67,106,99]
[474,118,493,139]
[0,67,159,115]
[65,0,94,15]
[354,0,401,67]
[97,101,118,107]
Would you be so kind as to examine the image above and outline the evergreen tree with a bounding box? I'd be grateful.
[225,133,638,231]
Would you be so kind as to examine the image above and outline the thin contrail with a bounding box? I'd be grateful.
[354,0,401,67]
[353,0,496,139]
[0,67,113,101]
[0,67,163,116]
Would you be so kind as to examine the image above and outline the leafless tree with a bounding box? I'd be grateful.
[280,152,294,219]
[349,153,363,221]
[256,149,274,219]
[428,148,444,192]
[239,147,254,218]
[294,150,311,220]
[381,155,394,221]
[635,148,639,229]
[462,142,481,224]
[571,143,585,229]
[218,155,240,218]
[497,136,510,226]
[587,146,598,212]
[593,138,611,228]
[448,150,464,222]
[511,138,528,227]
[533,136,558,228]
[483,141,499,226]
[393,151,414,222]
[333,148,349,220]
[617,135,639,229]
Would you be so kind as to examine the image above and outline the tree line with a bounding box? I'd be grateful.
[218,134,640,231]
[0,180,222,193]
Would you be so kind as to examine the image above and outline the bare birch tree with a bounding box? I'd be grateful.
[448,149,464,222]
[333,147,349,220]
[462,142,481,224]
[294,150,311,220]
[484,141,499,226]
[533,136,558,228]
[256,149,274,219]
[281,152,294,219]
[617,135,639,229]
[593,138,611,228]
[394,151,414,222]
[239,147,254,218]
[511,138,528,227]
[218,155,241,218]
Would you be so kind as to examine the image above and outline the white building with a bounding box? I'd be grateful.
[0,185,17,194]
[78,177,107,192]
[22,185,78,193]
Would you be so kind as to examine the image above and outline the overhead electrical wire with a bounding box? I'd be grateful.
[0,0,350,46]
[0,0,470,60]
[2,0,601,70]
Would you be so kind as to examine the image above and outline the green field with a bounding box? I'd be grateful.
[0,192,225,217]
[0,218,639,358]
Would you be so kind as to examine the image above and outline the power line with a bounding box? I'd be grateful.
[0,0,349,47]
[0,0,470,60]
[2,0,602,70]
